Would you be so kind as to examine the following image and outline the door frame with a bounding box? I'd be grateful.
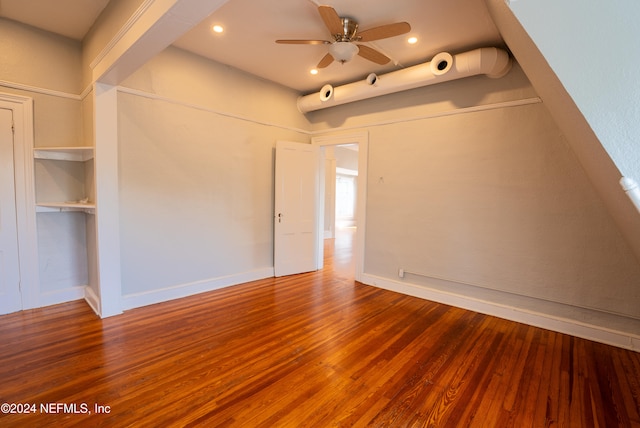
[312,131,368,282]
[0,92,39,310]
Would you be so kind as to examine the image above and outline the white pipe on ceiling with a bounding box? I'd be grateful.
[297,47,512,113]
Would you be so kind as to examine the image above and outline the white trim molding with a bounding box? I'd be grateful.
[89,0,156,71]
[0,80,80,100]
[117,86,310,135]
[0,92,40,310]
[121,268,274,311]
[361,273,640,352]
[84,285,101,316]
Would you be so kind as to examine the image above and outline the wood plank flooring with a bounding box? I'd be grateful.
[1,228,639,427]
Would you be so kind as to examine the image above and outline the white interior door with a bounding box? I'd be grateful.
[274,141,320,277]
[0,108,22,314]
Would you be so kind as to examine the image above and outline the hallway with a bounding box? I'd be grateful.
[324,226,356,279]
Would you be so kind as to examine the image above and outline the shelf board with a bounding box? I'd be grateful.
[36,202,95,214]
[34,146,94,161]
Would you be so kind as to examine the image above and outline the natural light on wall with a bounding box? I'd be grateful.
[336,175,356,227]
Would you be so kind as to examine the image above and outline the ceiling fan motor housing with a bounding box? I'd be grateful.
[336,17,359,41]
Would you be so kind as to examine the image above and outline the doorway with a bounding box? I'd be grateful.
[326,143,359,233]
[313,132,368,283]
[322,144,359,277]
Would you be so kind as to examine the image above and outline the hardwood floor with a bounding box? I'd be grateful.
[1,228,639,427]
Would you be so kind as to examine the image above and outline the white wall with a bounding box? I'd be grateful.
[0,18,89,305]
[310,63,640,321]
[117,47,310,304]
[483,0,640,268]
[365,102,640,318]
[335,146,358,171]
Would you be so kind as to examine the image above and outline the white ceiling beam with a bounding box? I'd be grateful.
[92,0,229,85]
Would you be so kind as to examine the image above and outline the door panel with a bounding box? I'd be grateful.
[274,141,320,277]
[0,108,22,314]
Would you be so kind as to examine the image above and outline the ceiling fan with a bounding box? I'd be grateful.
[276,5,411,69]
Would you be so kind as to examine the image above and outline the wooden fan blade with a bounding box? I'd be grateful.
[318,5,343,35]
[276,39,331,45]
[317,53,334,69]
[357,45,391,65]
[358,22,411,42]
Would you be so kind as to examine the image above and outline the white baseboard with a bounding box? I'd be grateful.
[38,285,85,307]
[121,267,275,311]
[84,286,101,317]
[361,273,640,352]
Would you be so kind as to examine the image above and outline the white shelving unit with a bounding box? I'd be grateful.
[35,202,95,214]
[32,144,97,309]
[33,146,94,162]
[34,146,95,213]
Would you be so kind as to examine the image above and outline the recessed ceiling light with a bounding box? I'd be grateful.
[408,36,418,44]
[310,69,319,75]
[212,25,224,33]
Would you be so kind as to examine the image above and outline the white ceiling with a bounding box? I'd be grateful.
[0,0,505,94]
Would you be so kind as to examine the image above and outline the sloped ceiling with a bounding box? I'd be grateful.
[483,0,640,263]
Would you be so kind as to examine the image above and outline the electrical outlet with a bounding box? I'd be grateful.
[398,268,405,278]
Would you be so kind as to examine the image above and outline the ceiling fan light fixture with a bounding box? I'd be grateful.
[329,42,359,63]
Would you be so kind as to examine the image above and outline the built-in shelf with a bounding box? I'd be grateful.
[34,146,94,162]
[36,202,95,214]
[34,146,95,214]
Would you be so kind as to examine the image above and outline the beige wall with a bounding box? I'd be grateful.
[0,18,82,94]
[121,46,309,131]
[311,63,640,319]
[0,19,84,147]
[117,47,310,296]
[307,62,537,132]
[0,18,89,298]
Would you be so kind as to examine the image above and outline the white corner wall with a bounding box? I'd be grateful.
[117,47,311,309]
